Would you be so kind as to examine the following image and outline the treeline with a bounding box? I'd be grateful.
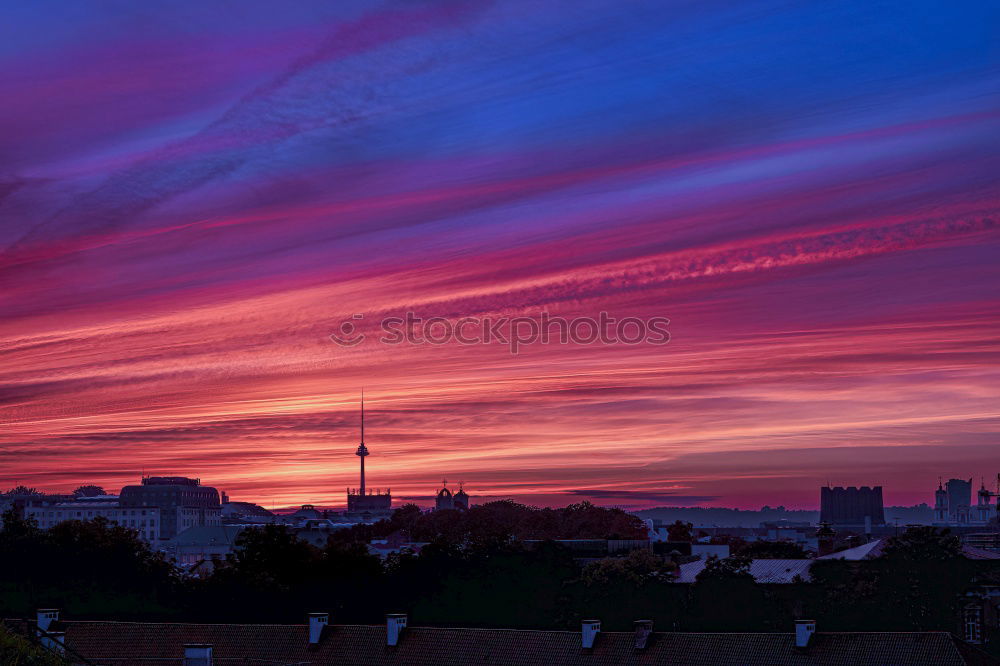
[330,500,648,545]
[0,500,645,626]
[0,509,178,620]
[636,506,819,527]
[635,504,936,527]
[1,507,998,646]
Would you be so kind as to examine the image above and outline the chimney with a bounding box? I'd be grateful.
[386,613,407,647]
[633,619,653,650]
[308,613,328,645]
[36,609,59,633]
[795,620,816,649]
[581,620,601,649]
[41,631,66,655]
[184,644,213,666]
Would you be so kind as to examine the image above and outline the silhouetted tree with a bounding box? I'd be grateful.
[666,520,693,542]
[200,525,324,622]
[687,556,777,631]
[333,501,646,549]
[694,554,753,583]
[408,540,577,628]
[581,549,673,586]
[873,527,968,630]
[0,512,177,619]
[316,539,386,621]
[23,502,982,634]
[72,485,107,498]
[807,527,974,632]
[222,524,322,588]
[385,503,423,535]
[0,507,38,540]
[881,525,960,560]
[708,534,747,549]
[735,540,808,559]
[568,548,683,631]
[2,486,41,497]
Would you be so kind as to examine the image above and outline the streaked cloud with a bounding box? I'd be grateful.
[1,0,998,508]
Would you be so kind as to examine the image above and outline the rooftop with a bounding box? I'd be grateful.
[818,538,1000,561]
[675,559,815,584]
[166,525,246,547]
[7,619,995,666]
[139,477,201,487]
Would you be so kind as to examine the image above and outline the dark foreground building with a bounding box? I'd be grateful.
[9,612,997,666]
[819,485,885,526]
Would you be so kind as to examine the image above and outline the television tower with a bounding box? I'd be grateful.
[355,390,369,495]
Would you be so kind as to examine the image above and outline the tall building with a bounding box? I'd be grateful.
[346,393,392,515]
[948,478,972,523]
[119,476,221,539]
[819,486,885,526]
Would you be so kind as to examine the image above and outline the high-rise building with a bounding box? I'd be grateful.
[819,486,885,526]
[948,478,972,522]
[119,476,221,539]
[346,393,392,516]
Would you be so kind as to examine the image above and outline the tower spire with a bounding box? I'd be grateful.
[355,390,369,495]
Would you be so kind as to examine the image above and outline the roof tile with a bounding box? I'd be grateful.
[5,620,993,666]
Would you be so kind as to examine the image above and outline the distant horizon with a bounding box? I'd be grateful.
[4,466,980,510]
[5,477,941,515]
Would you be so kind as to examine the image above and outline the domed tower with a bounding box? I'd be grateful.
[977,480,993,524]
[933,479,949,524]
[435,481,454,511]
[454,482,469,511]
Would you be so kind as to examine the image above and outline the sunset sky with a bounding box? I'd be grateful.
[2,0,998,509]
